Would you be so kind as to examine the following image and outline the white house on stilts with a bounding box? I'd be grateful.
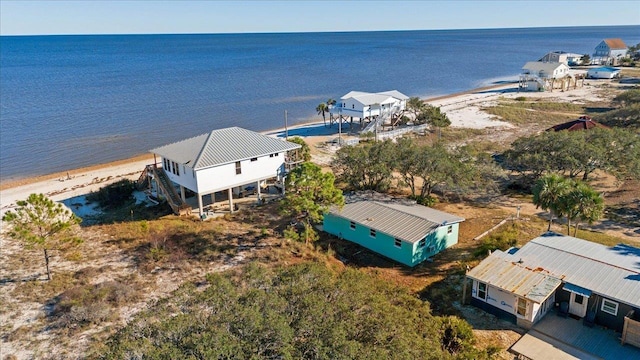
[334,90,408,135]
[139,127,302,217]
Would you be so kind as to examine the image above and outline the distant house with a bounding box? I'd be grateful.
[593,38,628,65]
[145,127,301,216]
[538,51,584,66]
[336,90,409,134]
[547,116,610,132]
[519,62,585,92]
[323,192,464,267]
[587,66,621,79]
[466,232,640,342]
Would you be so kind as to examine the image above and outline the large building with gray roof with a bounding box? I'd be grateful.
[323,191,464,267]
[467,232,640,333]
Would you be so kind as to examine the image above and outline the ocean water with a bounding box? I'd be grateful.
[1,26,639,181]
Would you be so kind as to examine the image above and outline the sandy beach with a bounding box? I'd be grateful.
[0,81,614,217]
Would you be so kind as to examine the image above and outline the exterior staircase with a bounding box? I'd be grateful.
[137,165,191,215]
[361,105,400,134]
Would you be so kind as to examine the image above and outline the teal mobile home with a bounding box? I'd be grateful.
[323,192,464,267]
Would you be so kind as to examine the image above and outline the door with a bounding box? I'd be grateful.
[569,292,588,317]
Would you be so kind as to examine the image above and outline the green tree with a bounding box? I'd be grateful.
[424,105,451,138]
[406,96,426,118]
[279,162,344,243]
[581,54,591,65]
[532,174,571,230]
[562,181,605,236]
[332,140,396,192]
[287,136,312,162]
[316,102,329,126]
[504,128,640,182]
[2,193,81,280]
[395,137,421,196]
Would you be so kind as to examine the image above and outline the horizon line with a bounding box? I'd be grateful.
[1,24,638,37]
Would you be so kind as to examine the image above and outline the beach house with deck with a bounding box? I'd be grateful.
[593,38,628,65]
[466,232,640,348]
[323,192,464,267]
[139,127,301,216]
[519,62,585,92]
[335,90,408,134]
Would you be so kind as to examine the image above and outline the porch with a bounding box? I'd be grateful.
[510,309,640,360]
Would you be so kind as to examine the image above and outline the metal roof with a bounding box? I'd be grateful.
[522,61,568,74]
[340,90,408,106]
[149,127,301,170]
[492,232,640,308]
[328,192,464,243]
[466,251,562,303]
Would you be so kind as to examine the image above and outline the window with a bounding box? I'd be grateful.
[478,282,487,300]
[349,221,356,230]
[270,154,274,158]
[517,298,527,316]
[601,299,619,316]
[427,245,435,253]
[574,294,584,305]
[394,239,401,248]
[275,153,279,157]
[352,104,354,109]
[418,239,426,248]
[250,157,257,162]
[235,161,242,175]
[447,225,453,234]
[370,229,376,238]
[175,162,180,176]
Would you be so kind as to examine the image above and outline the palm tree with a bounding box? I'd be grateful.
[569,182,604,236]
[532,174,571,230]
[316,103,329,126]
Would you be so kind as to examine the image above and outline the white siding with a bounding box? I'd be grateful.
[194,152,286,194]
[162,158,198,192]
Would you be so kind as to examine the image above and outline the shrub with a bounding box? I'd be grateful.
[473,224,519,258]
[52,281,137,330]
[86,179,136,210]
[515,96,527,101]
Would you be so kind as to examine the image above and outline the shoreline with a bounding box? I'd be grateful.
[0,83,514,192]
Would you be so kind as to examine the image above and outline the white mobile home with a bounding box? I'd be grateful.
[587,66,621,79]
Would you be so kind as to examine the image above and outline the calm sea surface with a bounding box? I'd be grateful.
[1,26,639,180]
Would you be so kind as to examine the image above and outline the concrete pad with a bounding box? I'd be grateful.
[510,330,601,360]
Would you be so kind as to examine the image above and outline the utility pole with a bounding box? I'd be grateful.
[284,110,288,140]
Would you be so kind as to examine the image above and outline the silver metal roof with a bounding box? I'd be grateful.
[340,90,408,105]
[150,127,301,170]
[512,232,640,308]
[466,251,562,303]
[474,232,640,307]
[329,192,465,244]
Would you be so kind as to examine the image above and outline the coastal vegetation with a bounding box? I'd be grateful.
[532,174,604,234]
[2,193,81,280]
[504,127,640,183]
[279,162,344,243]
[94,262,495,359]
[332,138,502,200]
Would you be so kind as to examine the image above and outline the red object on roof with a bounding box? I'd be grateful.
[604,38,627,50]
[547,116,610,132]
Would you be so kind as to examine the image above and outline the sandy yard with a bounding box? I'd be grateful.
[1,79,638,359]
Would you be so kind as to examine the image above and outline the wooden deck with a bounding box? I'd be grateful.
[511,310,640,360]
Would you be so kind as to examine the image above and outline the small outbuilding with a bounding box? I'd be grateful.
[323,192,464,267]
[587,66,621,79]
[547,116,609,132]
